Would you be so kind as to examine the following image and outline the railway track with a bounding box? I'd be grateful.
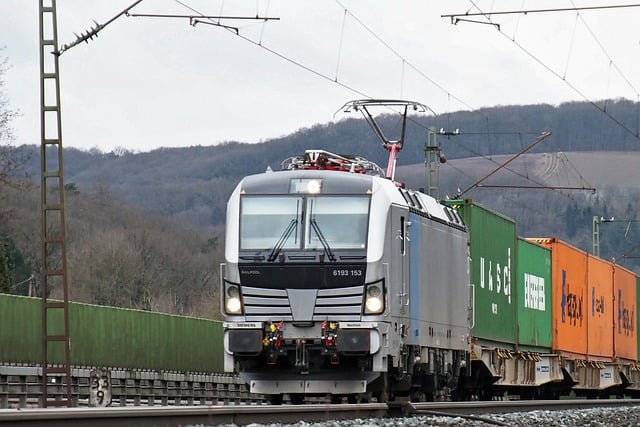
[0,402,386,427]
[408,398,640,415]
[2,399,639,426]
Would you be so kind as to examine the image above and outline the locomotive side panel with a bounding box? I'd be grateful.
[386,205,411,339]
[613,264,638,361]
[587,255,614,360]
[516,238,552,350]
[407,211,469,351]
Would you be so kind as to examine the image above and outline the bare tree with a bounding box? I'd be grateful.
[0,49,25,292]
[0,51,23,188]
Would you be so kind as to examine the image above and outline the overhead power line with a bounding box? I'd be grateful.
[335,0,484,116]
[126,13,280,35]
[456,130,552,198]
[569,0,640,97]
[57,0,144,55]
[445,1,640,141]
[169,0,597,196]
[477,184,596,192]
[59,1,597,196]
[442,3,640,22]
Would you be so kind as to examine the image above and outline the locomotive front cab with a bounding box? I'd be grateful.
[222,169,391,398]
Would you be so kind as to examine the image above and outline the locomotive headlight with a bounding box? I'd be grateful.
[306,179,322,194]
[365,282,384,314]
[225,284,242,314]
[290,178,322,194]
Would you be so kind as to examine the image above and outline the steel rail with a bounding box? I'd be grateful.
[408,398,640,415]
[0,403,387,427]
[4,399,640,426]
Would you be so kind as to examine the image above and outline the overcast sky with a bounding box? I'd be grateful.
[2,0,640,152]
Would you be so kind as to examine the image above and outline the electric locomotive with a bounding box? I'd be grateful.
[221,142,472,403]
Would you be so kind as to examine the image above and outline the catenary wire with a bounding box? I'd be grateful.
[462,0,640,140]
[569,0,640,106]
[165,0,589,195]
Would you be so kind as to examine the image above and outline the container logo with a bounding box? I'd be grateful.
[561,269,583,326]
[479,247,512,305]
[537,365,549,373]
[617,289,635,336]
[591,287,605,317]
[524,273,545,311]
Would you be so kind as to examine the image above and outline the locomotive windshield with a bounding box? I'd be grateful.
[240,195,369,251]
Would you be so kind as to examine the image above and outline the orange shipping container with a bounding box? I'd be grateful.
[586,255,614,360]
[613,264,638,361]
[531,238,588,357]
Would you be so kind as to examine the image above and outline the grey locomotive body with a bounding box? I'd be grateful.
[221,150,470,403]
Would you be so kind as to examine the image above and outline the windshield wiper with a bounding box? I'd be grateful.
[268,219,297,262]
[310,218,336,262]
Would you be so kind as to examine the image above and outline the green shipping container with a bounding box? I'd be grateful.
[0,294,41,363]
[0,294,224,373]
[445,200,517,345]
[516,238,552,350]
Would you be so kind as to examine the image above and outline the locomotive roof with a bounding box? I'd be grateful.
[239,169,376,195]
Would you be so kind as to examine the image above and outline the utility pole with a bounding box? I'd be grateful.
[36,1,279,408]
[592,216,601,257]
[425,128,440,199]
[39,0,72,407]
[425,127,456,199]
[592,217,640,261]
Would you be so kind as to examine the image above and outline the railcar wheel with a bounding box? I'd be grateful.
[289,394,305,405]
[372,372,390,403]
[374,389,389,403]
[331,395,343,404]
[268,394,283,405]
[410,391,427,402]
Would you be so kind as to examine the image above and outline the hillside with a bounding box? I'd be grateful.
[398,151,640,273]
[3,101,640,315]
[17,99,640,231]
[397,151,640,195]
[2,183,224,318]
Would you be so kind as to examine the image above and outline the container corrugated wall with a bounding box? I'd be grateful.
[446,200,516,345]
[516,238,552,350]
[531,238,588,358]
[0,294,41,364]
[70,303,223,372]
[586,255,614,360]
[613,264,638,361]
[0,294,224,373]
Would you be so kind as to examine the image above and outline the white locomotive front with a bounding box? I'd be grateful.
[222,150,471,403]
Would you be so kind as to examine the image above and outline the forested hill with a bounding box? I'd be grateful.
[5,99,640,315]
[18,100,640,227]
[12,99,638,227]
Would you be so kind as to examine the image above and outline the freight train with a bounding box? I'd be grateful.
[221,101,640,403]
